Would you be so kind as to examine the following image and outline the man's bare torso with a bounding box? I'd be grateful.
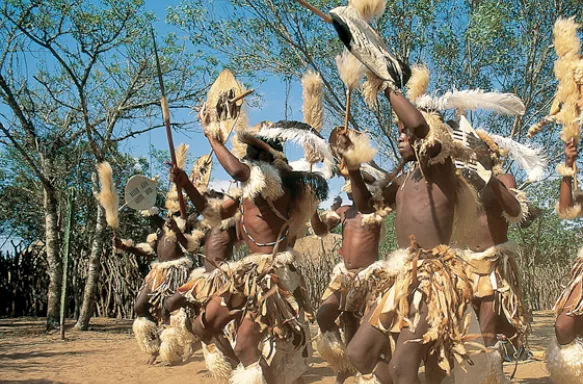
[394,161,457,249]
[157,232,184,262]
[204,226,237,271]
[338,205,380,269]
[239,191,292,254]
[468,185,509,252]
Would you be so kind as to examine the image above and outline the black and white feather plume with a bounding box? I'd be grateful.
[415,89,526,116]
[329,6,410,89]
[255,121,335,179]
[489,134,547,182]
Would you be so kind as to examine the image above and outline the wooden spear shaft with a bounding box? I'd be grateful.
[295,0,332,23]
[151,28,187,219]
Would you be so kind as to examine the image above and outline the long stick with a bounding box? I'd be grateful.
[344,90,351,133]
[151,28,187,219]
[574,163,579,191]
[60,189,74,340]
[295,0,332,23]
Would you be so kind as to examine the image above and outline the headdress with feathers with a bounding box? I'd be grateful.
[476,129,547,182]
[97,162,119,229]
[252,120,336,179]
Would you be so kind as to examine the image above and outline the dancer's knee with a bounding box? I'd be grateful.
[134,298,150,317]
[164,293,185,314]
[347,342,373,373]
[389,353,419,383]
[316,305,338,332]
[193,315,212,344]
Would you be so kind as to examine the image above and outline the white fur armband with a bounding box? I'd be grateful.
[114,239,134,254]
[204,121,224,142]
[341,131,377,170]
[556,201,583,220]
[319,210,341,223]
[557,163,576,178]
[135,242,156,256]
[140,207,159,217]
[503,188,529,224]
[415,111,453,166]
[201,198,222,229]
[184,229,206,252]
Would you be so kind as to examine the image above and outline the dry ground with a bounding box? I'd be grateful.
[0,312,554,383]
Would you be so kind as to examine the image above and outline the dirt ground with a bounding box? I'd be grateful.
[0,312,554,384]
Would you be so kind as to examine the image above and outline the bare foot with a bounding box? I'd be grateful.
[147,353,159,365]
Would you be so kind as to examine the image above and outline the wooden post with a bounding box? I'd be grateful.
[60,189,74,340]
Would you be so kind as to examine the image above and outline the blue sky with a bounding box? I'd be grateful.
[119,1,344,207]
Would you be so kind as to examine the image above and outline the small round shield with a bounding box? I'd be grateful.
[125,175,158,211]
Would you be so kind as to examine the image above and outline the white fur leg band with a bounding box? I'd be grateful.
[557,163,576,178]
[230,361,267,384]
[159,326,183,364]
[547,337,583,384]
[315,331,355,374]
[203,342,233,379]
[133,317,160,355]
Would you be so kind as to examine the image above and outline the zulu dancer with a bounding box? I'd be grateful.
[548,139,583,384]
[114,204,201,365]
[165,167,242,377]
[188,117,328,384]
[310,162,389,384]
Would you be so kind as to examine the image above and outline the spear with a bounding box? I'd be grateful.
[151,28,187,219]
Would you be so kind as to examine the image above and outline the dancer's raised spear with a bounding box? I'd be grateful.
[151,28,187,219]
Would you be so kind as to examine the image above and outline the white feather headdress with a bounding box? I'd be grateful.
[255,121,335,179]
[415,89,526,116]
[489,134,547,182]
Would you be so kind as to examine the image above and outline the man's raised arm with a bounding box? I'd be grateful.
[384,88,429,139]
[207,135,250,182]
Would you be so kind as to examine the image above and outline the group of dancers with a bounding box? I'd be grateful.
[98,2,583,383]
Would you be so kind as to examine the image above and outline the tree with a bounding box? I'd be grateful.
[169,0,583,182]
[0,0,207,329]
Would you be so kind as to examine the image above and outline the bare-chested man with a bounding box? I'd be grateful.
[165,169,241,376]
[547,139,583,383]
[311,171,386,384]
[341,87,476,384]
[444,124,534,382]
[185,122,327,384]
[114,207,199,364]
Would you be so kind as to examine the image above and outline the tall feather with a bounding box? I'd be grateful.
[97,162,119,229]
[301,71,324,132]
[490,134,548,182]
[349,0,386,22]
[336,49,365,91]
[415,89,526,116]
[406,64,430,102]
